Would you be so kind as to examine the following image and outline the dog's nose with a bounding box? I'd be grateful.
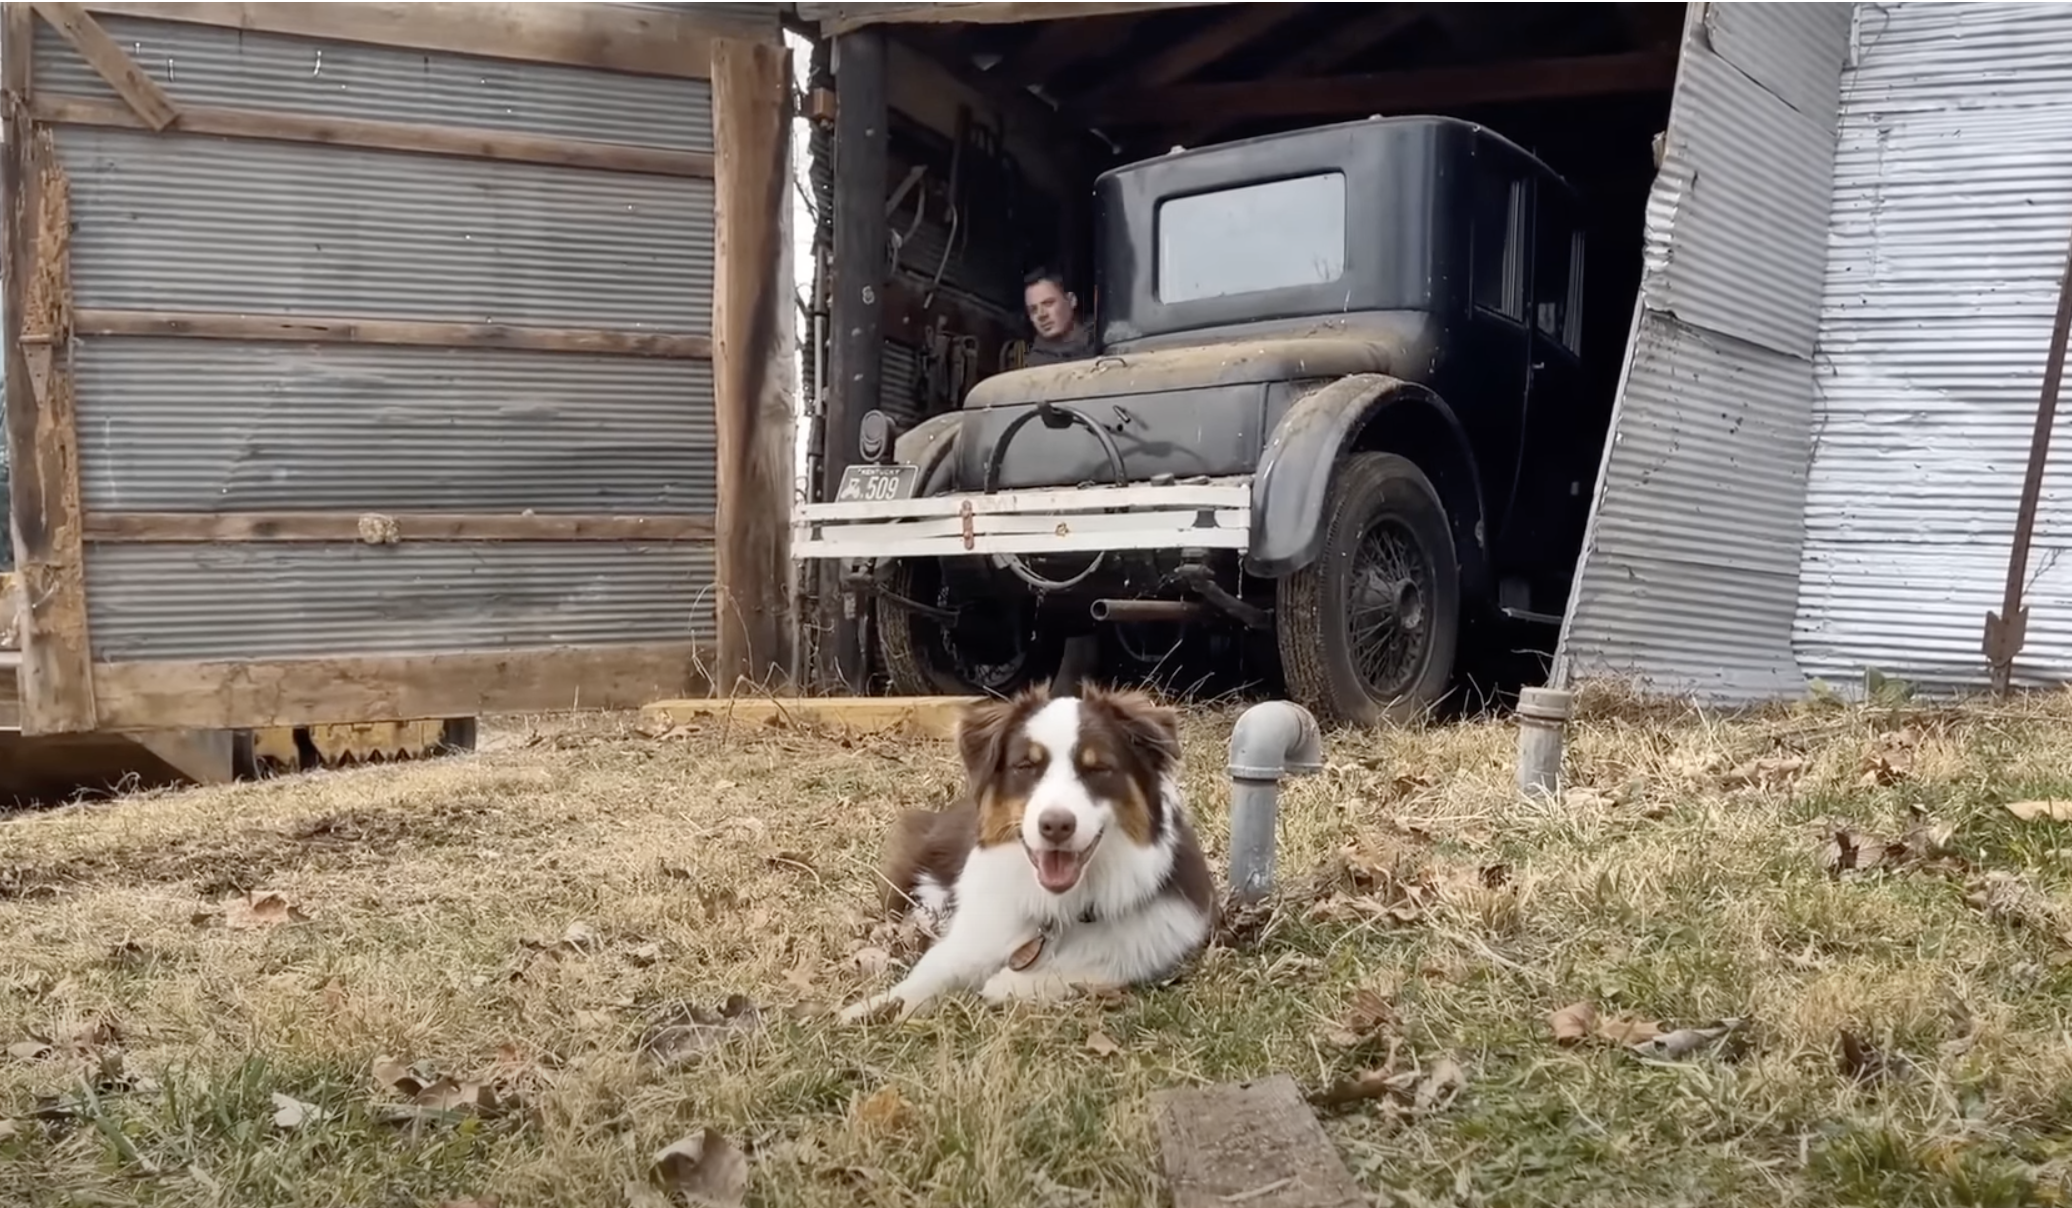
[1037,808,1076,844]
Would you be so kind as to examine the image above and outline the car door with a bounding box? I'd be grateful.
[1505,179,1593,612]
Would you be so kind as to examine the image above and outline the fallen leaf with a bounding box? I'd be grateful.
[849,946,893,976]
[439,1199,501,1208]
[1838,1029,1915,1084]
[371,1055,431,1098]
[225,891,308,930]
[1563,787,1617,810]
[321,978,347,1009]
[7,1039,51,1062]
[2006,800,2072,823]
[1596,1016,1663,1046]
[0,1118,19,1140]
[1324,986,1397,1047]
[561,921,601,950]
[1722,756,1806,790]
[269,1092,325,1129]
[652,1129,749,1206]
[628,943,664,968]
[412,1078,499,1114]
[1551,1001,1598,1047]
[639,996,764,1069]
[1413,1056,1466,1114]
[1310,1066,1416,1110]
[768,850,817,874]
[1084,1030,1121,1057]
[1630,1018,1744,1060]
[856,1086,915,1132]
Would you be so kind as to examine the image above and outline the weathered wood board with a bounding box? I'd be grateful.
[1151,1074,1367,1208]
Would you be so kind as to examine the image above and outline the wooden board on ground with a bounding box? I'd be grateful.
[640,695,978,740]
[1151,1074,1367,1208]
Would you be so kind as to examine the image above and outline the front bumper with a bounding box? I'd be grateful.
[791,477,1253,561]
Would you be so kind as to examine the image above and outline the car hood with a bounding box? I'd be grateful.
[963,332,1419,409]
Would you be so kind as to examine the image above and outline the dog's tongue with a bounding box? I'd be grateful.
[1034,849,1081,892]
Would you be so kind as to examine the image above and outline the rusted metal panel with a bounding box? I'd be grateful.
[1795,2,2072,693]
[1556,3,1852,702]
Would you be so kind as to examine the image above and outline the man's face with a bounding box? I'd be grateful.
[1024,279,1077,340]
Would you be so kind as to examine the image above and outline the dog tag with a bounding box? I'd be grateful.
[1008,934,1045,971]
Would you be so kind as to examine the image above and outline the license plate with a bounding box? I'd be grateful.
[835,463,919,504]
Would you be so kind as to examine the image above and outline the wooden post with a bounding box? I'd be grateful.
[821,28,888,693]
[711,36,799,693]
[4,7,99,735]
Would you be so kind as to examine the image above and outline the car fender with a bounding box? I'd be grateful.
[891,410,964,494]
[1247,373,1486,580]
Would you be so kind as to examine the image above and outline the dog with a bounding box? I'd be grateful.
[838,684,1216,1023]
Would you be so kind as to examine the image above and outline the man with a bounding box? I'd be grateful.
[1021,267,1095,366]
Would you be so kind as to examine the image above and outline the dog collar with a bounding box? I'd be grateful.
[1005,905,1101,971]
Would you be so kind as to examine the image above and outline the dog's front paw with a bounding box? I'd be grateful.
[836,992,905,1025]
[979,966,1077,1004]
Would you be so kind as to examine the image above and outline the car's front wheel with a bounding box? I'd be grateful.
[1275,452,1460,727]
[876,556,1061,698]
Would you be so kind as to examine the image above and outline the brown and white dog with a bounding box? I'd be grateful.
[838,684,1216,1022]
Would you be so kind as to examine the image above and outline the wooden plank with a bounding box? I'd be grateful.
[1152,1075,1367,1208]
[31,3,181,131]
[67,309,714,360]
[641,695,979,740]
[1086,48,1685,127]
[92,643,710,732]
[81,2,748,80]
[33,94,716,179]
[82,512,718,544]
[799,3,1238,36]
[1102,3,1308,94]
[6,118,101,736]
[711,37,799,693]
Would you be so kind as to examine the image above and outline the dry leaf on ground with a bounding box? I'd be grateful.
[225,891,309,930]
[1084,1030,1121,1057]
[1838,1030,1915,1084]
[1721,755,1807,791]
[652,1128,749,1207]
[849,946,893,976]
[640,996,764,1069]
[1324,985,1398,1048]
[1413,1056,1466,1114]
[1310,1066,1416,1111]
[2006,800,2072,823]
[372,1055,432,1098]
[269,1092,325,1129]
[6,1039,51,1062]
[1629,1018,1744,1060]
[855,1086,915,1132]
[1551,1001,1598,1046]
[1597,1015,1663,1045]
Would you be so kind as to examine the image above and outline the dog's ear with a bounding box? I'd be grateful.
[1083,685,1181,767]
[955,685,1045,782]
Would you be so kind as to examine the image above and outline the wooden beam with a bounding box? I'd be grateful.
[81,512,717,544]
[31,3,181,131]
[67,310,714,360]
[800,3,1239,37]
[81,2,736,80]
[711,36,798,692]
[641,694,978,740]
[1098,2,1308,96]
[822,29,891,692]
[32,94,716,180]
[5,113,101,736]
[991,13,1142,88]
[1086,48,1685,127]
[92,643,711,732]
[1152,1075,1367,1208]
[1268,4,1426,78]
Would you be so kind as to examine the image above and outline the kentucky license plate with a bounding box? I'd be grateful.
[835,463,919,504]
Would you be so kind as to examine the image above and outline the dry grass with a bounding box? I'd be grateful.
[9,687,2072,1207]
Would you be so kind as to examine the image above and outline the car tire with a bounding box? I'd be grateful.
[877,557,1061,698]
[1276,451,1460,727]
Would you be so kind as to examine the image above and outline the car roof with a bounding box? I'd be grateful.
[1099,114,1567,192]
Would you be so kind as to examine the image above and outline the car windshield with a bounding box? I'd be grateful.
[1155,172,1348,305]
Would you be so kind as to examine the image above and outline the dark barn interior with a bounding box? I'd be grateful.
[794,1,1691,698]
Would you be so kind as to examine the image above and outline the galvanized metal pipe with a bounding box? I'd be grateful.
[1514,686,1574,799]
[1089,598,1209,623]
[1226,701,1325,904]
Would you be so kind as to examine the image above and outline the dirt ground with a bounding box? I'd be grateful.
[7,687,2072,1207]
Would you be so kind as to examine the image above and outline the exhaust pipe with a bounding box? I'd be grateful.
[1089,598,1209,623]
[1226,700,1326,904]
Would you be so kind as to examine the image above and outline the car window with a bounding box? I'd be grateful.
[1533,188,1584,355]
[1473,170,1525,323]
[1156,172,1347,304]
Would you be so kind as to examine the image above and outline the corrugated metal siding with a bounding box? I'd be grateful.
[1795,2,2072,691]
[87,543,717,661]
[59,128,713,331]
[33,16,715,153]
[72,339,716,514]
[1556,3,1853,701]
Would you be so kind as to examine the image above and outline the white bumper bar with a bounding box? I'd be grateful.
[792,478,1253,560]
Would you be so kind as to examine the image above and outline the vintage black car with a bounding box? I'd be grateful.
[795,115,1612,726]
